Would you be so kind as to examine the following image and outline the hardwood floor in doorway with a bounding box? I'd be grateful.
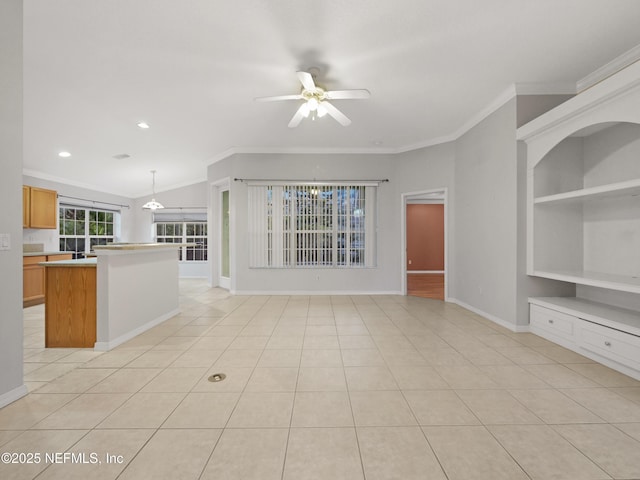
[407,273,444,300]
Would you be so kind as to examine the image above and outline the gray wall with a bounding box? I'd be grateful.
[516,94,574,128]
[22,175,135,251]
[394,143,456,297]
[209,152,403,293]
[131,181,208,243]
[208,146,458,295]
[454,99,520,325]
[0,0,26,406]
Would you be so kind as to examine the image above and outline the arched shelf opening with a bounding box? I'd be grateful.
[530,120,640,293]
[533,121,640,201]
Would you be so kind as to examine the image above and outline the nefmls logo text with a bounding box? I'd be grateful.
[46,452,100,464]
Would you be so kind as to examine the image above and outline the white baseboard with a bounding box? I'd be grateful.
[94,308,181,351]
[234,290,403,296]
[449,297,530,333]
[0,384,28,409]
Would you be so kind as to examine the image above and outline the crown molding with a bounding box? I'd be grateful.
[393,134,457,154]
[514,82,577,95]
[206,145,398,165]
[22,169,133,198]
[206,81,580,165]
[23,168,207,200]
[208,51,640,165]
[449,84,517,140]
[130,177,209,199]
[577,43,640,93]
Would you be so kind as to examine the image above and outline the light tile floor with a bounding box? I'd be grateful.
[2,279,640,479]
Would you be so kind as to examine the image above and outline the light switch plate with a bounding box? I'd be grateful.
[0,234,10,251]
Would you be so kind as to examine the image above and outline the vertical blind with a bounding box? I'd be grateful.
[248,183,376,268]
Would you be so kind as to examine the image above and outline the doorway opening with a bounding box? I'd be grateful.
[401,189,447,300]
[210,179,230,290]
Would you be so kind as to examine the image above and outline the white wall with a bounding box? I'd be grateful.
[453,96,575,329]
[22,175,135,251]
[0,0,27,407]
[208,147,458,295]
[209,153,403,294]
[132,181,208,277]
[20,176,208,278]
[394,142,456,297]
[454,99,520,326]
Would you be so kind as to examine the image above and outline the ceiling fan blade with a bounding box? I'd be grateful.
[325,89,371,100]
[255,94,303,102]
[297,71,316,91]
[321,101,351,126]
[288,103,308,128]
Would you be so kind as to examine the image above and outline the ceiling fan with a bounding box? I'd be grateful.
[255,71,370,128]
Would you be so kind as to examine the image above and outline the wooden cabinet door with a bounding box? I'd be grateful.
[23,256,46,306]
[29,187,57,229]
[23,186,30,228]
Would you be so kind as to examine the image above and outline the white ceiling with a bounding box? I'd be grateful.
[22,0,640,198]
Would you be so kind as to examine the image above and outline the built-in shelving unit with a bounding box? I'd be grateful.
[518,60,640,380]
[533,178,640,205]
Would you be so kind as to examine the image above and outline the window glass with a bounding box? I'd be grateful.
[155,221,207,262]
[59,206,117,258]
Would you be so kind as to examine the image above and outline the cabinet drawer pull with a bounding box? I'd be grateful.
[548,319,554,324]
[604,341,612,347]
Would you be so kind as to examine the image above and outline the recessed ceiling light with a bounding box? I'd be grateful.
[58,151,71,157]
[137,122,150,129]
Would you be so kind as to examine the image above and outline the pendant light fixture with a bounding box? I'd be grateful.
[142,170,164,210]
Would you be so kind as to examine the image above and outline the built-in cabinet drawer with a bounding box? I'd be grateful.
[530,304,575,341]
[579,322,640,371]
[529,300,640,380]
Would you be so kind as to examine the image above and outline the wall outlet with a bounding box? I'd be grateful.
[408,259,412,265]
[0,233,10,251]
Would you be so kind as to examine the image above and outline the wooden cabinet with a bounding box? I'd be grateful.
[22,186,30,228]
[45,265,96,348]
[23,185,57,229]
[23,253,74,307]
[23,255,46,307]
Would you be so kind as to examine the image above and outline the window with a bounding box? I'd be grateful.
[59,206,117,258]
[155,221,208,261]
[248,183,376,268]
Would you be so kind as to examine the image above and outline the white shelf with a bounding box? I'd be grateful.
[529,296,640,337]
[532,269,640,295]
[534,178,640,205]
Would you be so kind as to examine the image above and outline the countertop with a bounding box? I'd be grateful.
[93,243,187,251]
[23,251,72,257]
[39,258,97,267]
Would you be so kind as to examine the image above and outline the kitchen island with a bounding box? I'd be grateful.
[41,244,182,350]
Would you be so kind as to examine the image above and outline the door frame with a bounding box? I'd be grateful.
[209,178,231,289]
[400,188,448,299]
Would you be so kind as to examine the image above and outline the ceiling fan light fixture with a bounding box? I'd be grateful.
[142,170,164,210]
[257,70,369,127]
[307,97,319,111]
